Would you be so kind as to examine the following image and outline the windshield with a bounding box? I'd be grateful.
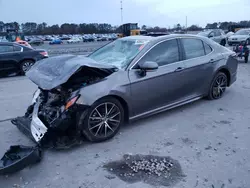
[235,29,250,35]
[88,38,149,69]
[198,31,211,36]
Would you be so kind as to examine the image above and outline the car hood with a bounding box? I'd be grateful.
[26,54,118,90]
[229,35,249,39]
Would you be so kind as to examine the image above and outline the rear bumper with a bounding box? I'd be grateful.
[230,72,237,86]
[228,40,245,45]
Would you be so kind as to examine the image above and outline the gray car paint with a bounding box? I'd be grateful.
[77,34,238,121]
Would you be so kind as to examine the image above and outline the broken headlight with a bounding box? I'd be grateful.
[32,89,40,104]
[65,90,81,110]
[65,95,80,110]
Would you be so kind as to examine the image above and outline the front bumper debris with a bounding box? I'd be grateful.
[11,117,36,143]
[0,102,85,175]
[0,145,42,175]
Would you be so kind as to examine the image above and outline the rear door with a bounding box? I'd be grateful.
[0,44,22,75]
[128,39,187,117]
[179,38,215,98]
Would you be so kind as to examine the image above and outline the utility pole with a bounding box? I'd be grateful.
[185,16,188,33]
[120,0,123,24]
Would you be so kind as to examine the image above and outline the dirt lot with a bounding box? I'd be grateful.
[0,60,250,188]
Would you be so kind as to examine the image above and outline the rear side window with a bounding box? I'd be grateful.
[139,39,180,66]
[0,45,14,53]
[13,45,22,52]
[203,42,212,54]
[215,30,221,36]
[182,38,205,59]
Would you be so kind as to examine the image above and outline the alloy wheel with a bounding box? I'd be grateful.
[88,102,121,138]
[22,61,34,73]
[212,75,227,99]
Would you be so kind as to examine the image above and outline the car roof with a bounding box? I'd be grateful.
[120,34,210,43]
[0,42,17,45]
[120,36,154,41]
[238,28,250,31]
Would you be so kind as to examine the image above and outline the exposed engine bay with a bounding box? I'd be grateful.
[1,55,117,175]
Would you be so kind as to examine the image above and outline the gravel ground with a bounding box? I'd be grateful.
[0,55,250,188]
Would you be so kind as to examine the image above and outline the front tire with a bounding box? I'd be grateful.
[207,72,228,100]
[80,97,124,142]
[20,60,35,75]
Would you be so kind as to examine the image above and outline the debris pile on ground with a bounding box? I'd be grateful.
[126,156,173,177]
[104,154,185,187]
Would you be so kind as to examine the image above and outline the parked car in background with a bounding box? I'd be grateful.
[44,36,53,41]
[228,28,250,46]
[49,38,63,45]
[111,34,118,40]
[83,35,92,42]
[0,42,48,76]
[198,29,227,46]
[67,37,81,44]
[60,35,71,40]
[226,31,234,39]
[29,38,44,46]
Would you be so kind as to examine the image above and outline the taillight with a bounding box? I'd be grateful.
[231,52,237,59]
[40,51,48,57]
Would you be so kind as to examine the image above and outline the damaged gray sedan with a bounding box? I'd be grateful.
[13,34,239,144]
[1,35,238,174]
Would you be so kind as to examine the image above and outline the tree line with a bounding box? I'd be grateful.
[205,21,250,30]
[0,20,250,35]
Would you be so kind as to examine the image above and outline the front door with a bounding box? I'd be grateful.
[128,39,187,117]
[0,44,20,75]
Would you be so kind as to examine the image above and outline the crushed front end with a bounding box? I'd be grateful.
[1,55,117,175]
[12,87,87,149]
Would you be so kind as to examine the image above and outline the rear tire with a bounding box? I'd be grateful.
[207,72,228,100]
[246,39,250,45]
[220,39,226,46]
[80,97,124,142]
[20,60,35,75]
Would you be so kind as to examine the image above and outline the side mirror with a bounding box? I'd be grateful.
[208,34,213,38]
[139,61,158,71]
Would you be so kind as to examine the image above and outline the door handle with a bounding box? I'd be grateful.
[209,59,216,63]
[175,67,184,72]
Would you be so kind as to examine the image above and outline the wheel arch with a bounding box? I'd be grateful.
[95,95,130,124]
[19,58,36,69]
[217,67,231,86]
[19,58,36,74]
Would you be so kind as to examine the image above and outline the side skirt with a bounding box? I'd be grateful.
[129,96,203,122]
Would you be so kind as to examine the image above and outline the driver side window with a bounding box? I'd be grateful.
[138,39,180,67]
[209,31,215,37]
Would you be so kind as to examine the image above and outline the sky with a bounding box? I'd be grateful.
[0,0,250,28]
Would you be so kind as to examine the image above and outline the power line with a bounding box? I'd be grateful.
[120,0,123,24]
